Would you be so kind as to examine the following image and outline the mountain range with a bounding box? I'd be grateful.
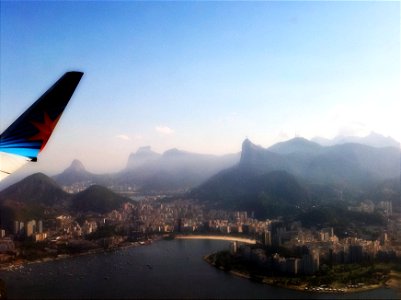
[1,132,399,226]
[52,147,240,193]
[192,136,400,219]
[245,137,399,185]
[120,147,240,192]
[312,132,400,148]
[51,132,400,193]
[0,173,132,231]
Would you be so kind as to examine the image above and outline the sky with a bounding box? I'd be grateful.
[0,1,400,176]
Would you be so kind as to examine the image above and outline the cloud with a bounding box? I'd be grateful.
[115,134,131,141]
[155,125,175,135]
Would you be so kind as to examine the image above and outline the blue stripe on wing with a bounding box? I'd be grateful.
[0,138,41,159]
[0,147,39,159]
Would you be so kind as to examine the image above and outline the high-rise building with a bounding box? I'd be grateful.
[19,222,25,235]
[14,221,19,235]
[285,258,300,275]
[38,220,43,233]
[263,231,272,246]
[26,220,37,237]
[301,251,320,275]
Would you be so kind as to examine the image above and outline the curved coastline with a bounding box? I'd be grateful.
[0,238,159,272]
[203,252,399,295]
[0,238,398,299]
[2,234,399,297]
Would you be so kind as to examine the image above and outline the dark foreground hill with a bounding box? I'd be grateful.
[193,168,310,219]
[0,172,70,206]
[0,173,71,230]
[0,173,132,231]
[71,185,130,214]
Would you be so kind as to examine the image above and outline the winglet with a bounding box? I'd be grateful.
[0,72,83,179]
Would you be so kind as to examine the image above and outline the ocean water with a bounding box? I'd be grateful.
[0,239,398,299]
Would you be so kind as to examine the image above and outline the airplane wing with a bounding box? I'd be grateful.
[0,71,83,181]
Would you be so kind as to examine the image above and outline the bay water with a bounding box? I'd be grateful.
[0,239,398,299]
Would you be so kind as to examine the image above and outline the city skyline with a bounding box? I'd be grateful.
[1,1,399,174]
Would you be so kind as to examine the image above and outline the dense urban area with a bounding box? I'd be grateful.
[1,181,400,292]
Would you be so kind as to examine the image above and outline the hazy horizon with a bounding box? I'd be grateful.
[1,1,400,174]
[1,132,399,186]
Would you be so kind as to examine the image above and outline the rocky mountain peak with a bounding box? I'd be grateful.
[126,146,161,170]
[68,159,87,173]
[240,139,264,164]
